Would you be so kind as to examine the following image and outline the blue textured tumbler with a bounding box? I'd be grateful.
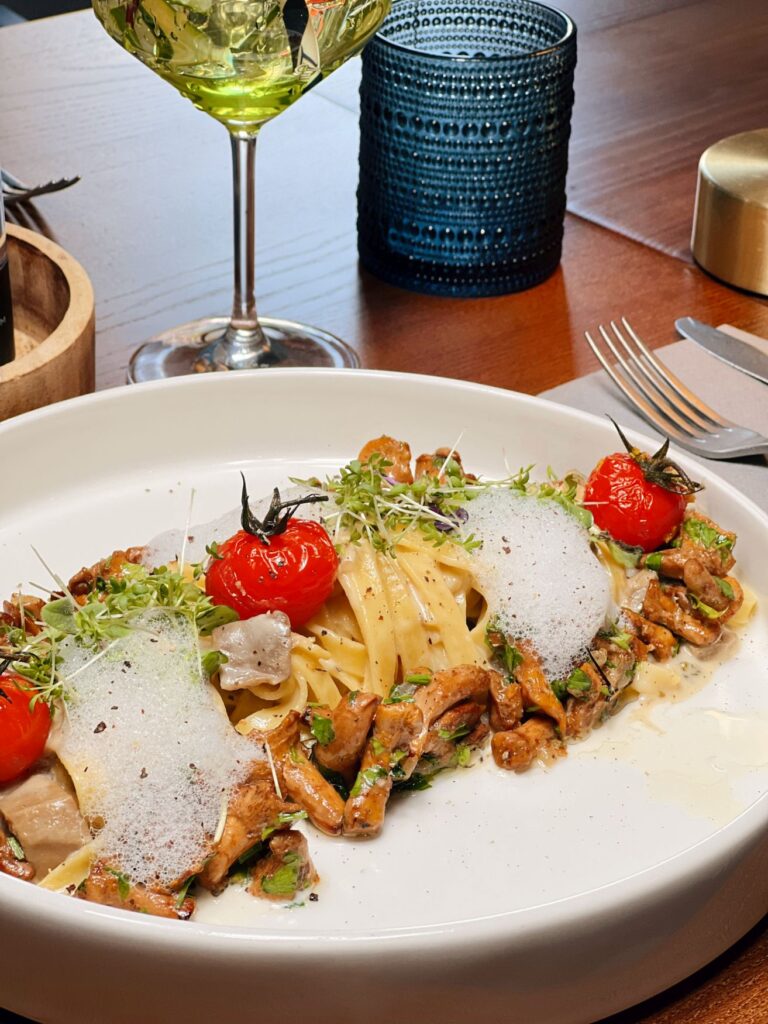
[358,0,577,297]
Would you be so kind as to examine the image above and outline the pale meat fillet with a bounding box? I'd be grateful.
[248,830,317,901]
[0,765,91,878]
[198,757,302,895]
[79,861,194,920]
[212,612,292,691]
[312,691,380,780]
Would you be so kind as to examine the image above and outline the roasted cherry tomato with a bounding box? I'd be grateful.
[206,482,338,628]
[0,674,51,784]
[584,452,687,551]
[206,520,338,628]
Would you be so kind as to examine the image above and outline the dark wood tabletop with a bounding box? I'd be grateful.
[1,2,767,1023]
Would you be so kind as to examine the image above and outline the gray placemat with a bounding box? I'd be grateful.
[540,339,768,511]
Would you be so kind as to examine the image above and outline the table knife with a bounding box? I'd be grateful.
[675,317,768,386]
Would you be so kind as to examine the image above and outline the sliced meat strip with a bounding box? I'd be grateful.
[0,764,91,878]
[515,643,567,736]
[312,690,380,781]
[491,717,564,772]
[622,609,678,661]
[343,702,424,838]
[489,675,523,732]
[198,757,303,894]
[418,701,488,773]
[414,447,467,481]
[248,830,317,902]
[642,578,721,647]
[413,665,492,729]
[68,547,145,597]
[357,436,413,483]
[565,663,610,739]
[282,747,346,836]
[79,861,195,920]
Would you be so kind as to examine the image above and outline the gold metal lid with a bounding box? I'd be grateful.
[691,128,768,296]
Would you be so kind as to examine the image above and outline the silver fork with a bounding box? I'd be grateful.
[1,168,80,205]
[584,317,768,460]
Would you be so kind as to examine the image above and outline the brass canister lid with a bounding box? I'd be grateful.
[691,128,768,296]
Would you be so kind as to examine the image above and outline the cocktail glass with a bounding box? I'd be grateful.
[93,0,390,381]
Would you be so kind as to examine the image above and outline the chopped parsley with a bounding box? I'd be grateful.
[106,867,131,901]
[485,620,523,677]
[261,810,308,841]
[552,667,593,701]
[689,595,724,619]
[349,764,389,797]
[260,852,302,897]
[438,723,472,743]
[6,835,25,861]
[310,713,335,746]
[714,577,735,601]
[683,518,734,562]
[201,649,228,677]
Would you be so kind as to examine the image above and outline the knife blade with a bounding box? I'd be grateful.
[675,317,768,386]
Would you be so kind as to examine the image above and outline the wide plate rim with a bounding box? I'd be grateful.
[1,367,765,956]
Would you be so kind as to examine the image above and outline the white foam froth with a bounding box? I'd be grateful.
[467,490,611,680]
[55,611,256,887]
[144,485,326,568]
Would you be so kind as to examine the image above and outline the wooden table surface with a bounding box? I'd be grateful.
[1,3,767,1023]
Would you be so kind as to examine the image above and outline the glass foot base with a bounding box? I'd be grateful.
[127,316,359,383]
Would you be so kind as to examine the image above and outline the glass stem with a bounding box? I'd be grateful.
[219,132,270,368]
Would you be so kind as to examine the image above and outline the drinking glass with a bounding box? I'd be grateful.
[93,0,390,381]
[357,0,576,296]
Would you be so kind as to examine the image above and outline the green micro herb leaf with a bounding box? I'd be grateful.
[455,744,472,767]
[438,723,472,743]
[644,552,663,572]
[7,835,25,861]
[175,874,196,908]
[196,604,239,636]
[40,597,78,635]
[350,764,389,797]
[106,867,131,901]
[485,620,523,677]
[205,541,224,561]
[201,650,228,677]
[683,518,734,561]
[689,595,724,619]
[404,672,432,685]
[602,538,643,569]
[552,667,593,701]
[310,713,335,746]
[260,853,302,897]
[261,810,308,841]
[714,577,735,601]
[392,772,432,793]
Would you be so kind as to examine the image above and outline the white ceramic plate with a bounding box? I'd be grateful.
[1,370,766,1024]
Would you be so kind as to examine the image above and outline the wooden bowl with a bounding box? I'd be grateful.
[0,223,95,421]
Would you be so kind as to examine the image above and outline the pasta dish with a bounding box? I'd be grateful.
[0,430,755,918]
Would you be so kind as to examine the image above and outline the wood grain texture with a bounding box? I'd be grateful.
[567,0,768,259]
[0,5,767,1024]
[0,224,94,419]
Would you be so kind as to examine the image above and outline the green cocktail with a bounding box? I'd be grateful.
[93,0,390,378]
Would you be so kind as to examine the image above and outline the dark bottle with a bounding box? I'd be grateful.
[0,181,14,365]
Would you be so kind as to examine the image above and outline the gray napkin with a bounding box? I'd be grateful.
[540,338,768,511]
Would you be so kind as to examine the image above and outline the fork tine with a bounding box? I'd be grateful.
[607,320,717,435]
[584,330,692,445]
[620,317,729,428]
[596,324,708,439]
